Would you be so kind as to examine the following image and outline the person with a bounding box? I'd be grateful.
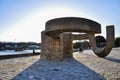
[79,47,83,52]
[33,49,36,54]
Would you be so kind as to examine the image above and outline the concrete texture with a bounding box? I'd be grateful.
[45,17,101,37]
[89,25,115,57]
[63,32,73,58]
[41,31,63,61]
[41,17,115,61]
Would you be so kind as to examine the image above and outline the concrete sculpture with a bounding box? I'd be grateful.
[41,17,114,61]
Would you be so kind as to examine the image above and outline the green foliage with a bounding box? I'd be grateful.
[73,42,81,49]
[114,37,120,47]
[95,36,106,47]
[73,40,89,50]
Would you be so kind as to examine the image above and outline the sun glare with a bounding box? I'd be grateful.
[39,6,92,23]
[1,6,93,42]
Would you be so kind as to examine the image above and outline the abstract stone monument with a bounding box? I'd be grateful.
[41,17,114,61]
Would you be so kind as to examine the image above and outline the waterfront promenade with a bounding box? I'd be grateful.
[0,48,120,80]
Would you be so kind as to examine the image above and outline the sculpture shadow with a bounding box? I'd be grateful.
[12,58,105,80]
[105,57,120,64]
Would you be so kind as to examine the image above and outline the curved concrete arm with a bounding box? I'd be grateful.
[88,25,115,57]
[45,17,101,37]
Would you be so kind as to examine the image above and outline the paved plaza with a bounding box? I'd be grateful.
[0,48,120,80]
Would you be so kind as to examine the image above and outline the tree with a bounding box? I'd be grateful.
[95,36,106,47]
[114,37,120,47]
[73,42,81,49]
[82,40,90,49]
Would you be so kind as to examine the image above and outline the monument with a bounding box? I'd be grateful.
[41,17,115,61]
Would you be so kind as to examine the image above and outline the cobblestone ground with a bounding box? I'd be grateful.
[0,48,120,80]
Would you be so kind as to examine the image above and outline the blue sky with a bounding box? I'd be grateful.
[0,0,120,42]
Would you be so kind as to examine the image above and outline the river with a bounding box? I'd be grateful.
[0,50,41,56]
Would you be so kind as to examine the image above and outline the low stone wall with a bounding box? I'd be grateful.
[0,53,40,60]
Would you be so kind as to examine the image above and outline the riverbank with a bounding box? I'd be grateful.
[0,49,40,60]
[0,50,40,56]
[0,52,40,60]
[0,48,120,80]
